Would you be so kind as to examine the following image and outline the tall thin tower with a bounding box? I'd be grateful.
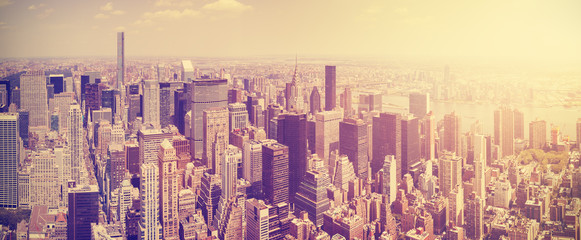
[68,103,83,184]
[117,32,124,90]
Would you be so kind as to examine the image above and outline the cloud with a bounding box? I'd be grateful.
[0,0,13,8]
[202,0,252,13]
[101,2,113,11]
[155,0,194,8]
[28,3,46,10]
[37,8,54,19]
[143,8,200,19]
[94,13,110,19]
[112,10,125,15]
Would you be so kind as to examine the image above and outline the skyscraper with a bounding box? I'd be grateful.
[286,58,300,112]
[117,32,124,90]
[158,140,179,239]
[401,114,420,177]
[372,112,402,179]
[67,185,99,240]
[438,151,462,197]
[382,155,397,204]
[243,140,263,198]
[262,140,289,205]
[49,74,65,95]
[107,144,125,192]
[143,79,160,128]
[276,112,308,201]
[191,78,228,159]
[325,65,336,111]
[222,145,241,202]
[68,103,83,184]
[494,107,514,157]
[473,134,486,201]
[294,170,331,227]
[20,70,48,128]
[409,92,430,118]
[339,118,369,179]
[159,87,172,128]
[315,110,342,165]
[310,86,321,115]
[228,102,248,132]
[513,109,524,140]
[140,163,161,240]
[202,107,229,175]
[0,113,19,208]
[138,127,173,165]
[181,60,195,82]
[444,112,461,154]
[422,112,436,161]
[465,194,484,240]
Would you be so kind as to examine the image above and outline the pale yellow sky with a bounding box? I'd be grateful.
[0,0,580,66]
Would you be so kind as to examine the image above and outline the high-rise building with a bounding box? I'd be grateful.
[101,89,118,118]
[342,87,353,117]
[358,91,382,113]
[125,143,140,175]
[228,102,248,132]
[68,103,83,184]
[191,78,228,159]
[243,140,263,198]
[262,140,289,205]
[514,109,524,140]
[246,198,292,240]
[107,144,125,192]
[382,155,397,204]
[494,107,515,158]
[222,145,241,202]
[140,163,161,240]
[181,60,195,82]
[117,32,124,90]
[438,151,462,197]
[401,114,420,177]
[49,74,65,95]
[422,112,436,161]
[198,173,221,225]
[332,154,356,192]
[20,70,48,128]
[443,112,461,154]
[0,113,19,208]
[310,86,321,115]
[409,92,430,118]
[143,79,160,128]
[286,59,300,112]
[473,134,486,201]
[276,112,308,201]
[138,127,172,165]
[203,107,229,175]
[159,87,172,128]
[372,112,402,179]
[51,92,74,134]
[528,120,546,149]
[315,110,342,165]
[117,180,132,226]
[158,140,179,239]
[325,65,336,111]
[294,170,330,227]
[67,185,99,240]
[465,194,484,240]
[339,118,369,179]
[17,109,29,148]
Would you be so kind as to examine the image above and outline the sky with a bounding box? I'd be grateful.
[0,0,580,65]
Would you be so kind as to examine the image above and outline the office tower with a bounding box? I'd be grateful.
[447,186,464,228]
[84,83,105,122]
[577,118,581,150]
[473,134,486,201]
[332,154,356,191]
[262,140,289,205]
[276,112,308,200]
[222,145,241,202]
[0,113,19,208]
[0,84,6,108]
[97,121,112,156]
[101,89,117,117]
[372,112,402,179]
[529,120,546,149]
[294,170,330,227]
[128,88,141,123]
[228,102,248,132]
[422,112,436,161]
[49,74,65,95]
[68,103,83,184]
[181,60,195,82]
[20,70,48,128]
[265,104,283,138]
[401,114,420,177]
[198,173,221,224]
[52,92,74,134]
[315,110,342,164]
[339,118,368,179]
[310,86,321,115]
[494,107,515,157]
[191,78,228,159]
[325,65,336,111]
[108,144,125,191]
[159,87,171,128]
[246,95,263,126]
[117,180,132,226]
[10,87,19,109]
[465,194,484,240]
[67,185,99,240]
[117,32,124,90]
[138,128,172,165]
[16,110,28,148]
[409,92,430,117]
[443,112,461,154]
[143,79,160,127]
[438,151,462,197]
[140,163,161,240]
[158,140,179,239]
[246,198,292,240]
[243,140,263,198]
[214,195,244,240]
[358,91,382,113]
[514,109,524,140]
[203,107,229,174]
[382,155,397,204]
[125,143,140,175]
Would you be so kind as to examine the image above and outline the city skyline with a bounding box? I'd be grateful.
[0,0,580,68]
